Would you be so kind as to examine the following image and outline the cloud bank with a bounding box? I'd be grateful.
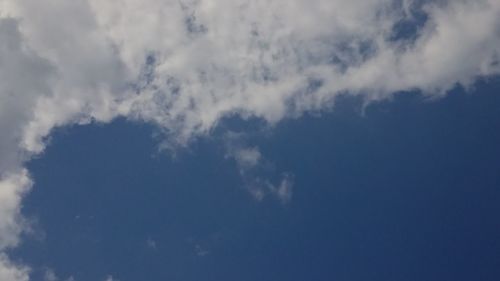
[0,0,499,278]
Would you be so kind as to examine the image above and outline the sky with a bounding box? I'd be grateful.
[0,0,500,280]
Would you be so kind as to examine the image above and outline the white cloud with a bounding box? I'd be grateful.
[194,244,210,257]
[42,268,75,281]
[104,275,118,281]
[233,147,261,169]
[146,238,157,250]
[268,175,294,204]
[0,254,29,281]
[0,0,499,279]
[225,138,262,170]
[244,175,294,204]
[223,134,291,202]
[43,268,58,281]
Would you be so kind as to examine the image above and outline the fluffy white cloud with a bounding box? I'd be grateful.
[0,0,499,279]
[0,18,53,173]
[0,170,31,281]
[1,0,499,155]
[0,254,29,281]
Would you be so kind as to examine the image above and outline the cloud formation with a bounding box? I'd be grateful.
[0,0,500,279]
[0,253,29,281]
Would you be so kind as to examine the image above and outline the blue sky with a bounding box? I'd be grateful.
[1,1,500,280]
[7,79,500,281]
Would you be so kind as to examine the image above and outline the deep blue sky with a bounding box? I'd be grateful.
[10,78,500,281]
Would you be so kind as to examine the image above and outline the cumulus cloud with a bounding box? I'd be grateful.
[1,0,499,156]
[0,18,53,173]
[0,254,29,281]
[0,0,499,279]
[0,170,31,281]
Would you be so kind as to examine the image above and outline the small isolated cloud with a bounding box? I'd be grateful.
[224,136,293,203]
[224,132,262,171]
[104,275,119,281]
[43,268,58,281]
[146,237,157,249]
[42,267,76,281]
[194,244,210,257]
[233,147,262,169]
[247,174,294,204]
[268,174,294,204]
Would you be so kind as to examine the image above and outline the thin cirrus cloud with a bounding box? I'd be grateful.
[0,0,500,279]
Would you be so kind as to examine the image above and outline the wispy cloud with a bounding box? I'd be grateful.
[0,253,29,281]
[104,276,118,281]
[224,133,294,202]
[0,0,499,279]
